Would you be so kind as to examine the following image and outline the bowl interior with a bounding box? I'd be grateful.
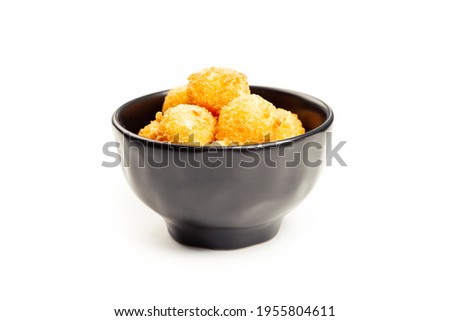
[115,86,330,137]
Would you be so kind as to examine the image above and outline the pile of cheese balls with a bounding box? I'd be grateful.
[138,67,305,146]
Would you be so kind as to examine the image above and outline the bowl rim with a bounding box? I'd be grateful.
[112,85,334,150]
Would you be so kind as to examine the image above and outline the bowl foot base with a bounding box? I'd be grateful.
[165,219,283,250]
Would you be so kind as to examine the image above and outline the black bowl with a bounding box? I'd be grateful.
[112,86,333,249]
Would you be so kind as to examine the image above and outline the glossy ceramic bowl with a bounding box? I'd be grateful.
[112,86,333,249]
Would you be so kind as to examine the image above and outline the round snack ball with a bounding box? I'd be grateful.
[216,94,278,145]
[187,67,250,115]
[157,104,216,145]
[162,85,190,113]
[273,108,305,140]
[138,112,163,139]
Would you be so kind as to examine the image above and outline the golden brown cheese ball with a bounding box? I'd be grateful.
[273,108,305,140]
[157,104,216,145]
[216,94,278,145]
[162,85,190,113]
[138,112,163,139]
[187,67,250,115]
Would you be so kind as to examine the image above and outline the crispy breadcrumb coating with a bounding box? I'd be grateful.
[208,140,239,147]
[187,67,250,115]
[162,85,190,113]
[139,67,306,145]
[215,94,278,145]
[156,104,216,145]
[138,112,163,139]
[273,108,305,140]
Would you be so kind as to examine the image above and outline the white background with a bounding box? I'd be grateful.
[1,1,449,320]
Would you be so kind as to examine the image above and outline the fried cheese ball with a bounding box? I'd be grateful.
[216,94,278,145]
[273,108,305,140]
[156,104,216,145]
[138,112,163,139]
[187,67,250,115]
[162,85,190,113]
